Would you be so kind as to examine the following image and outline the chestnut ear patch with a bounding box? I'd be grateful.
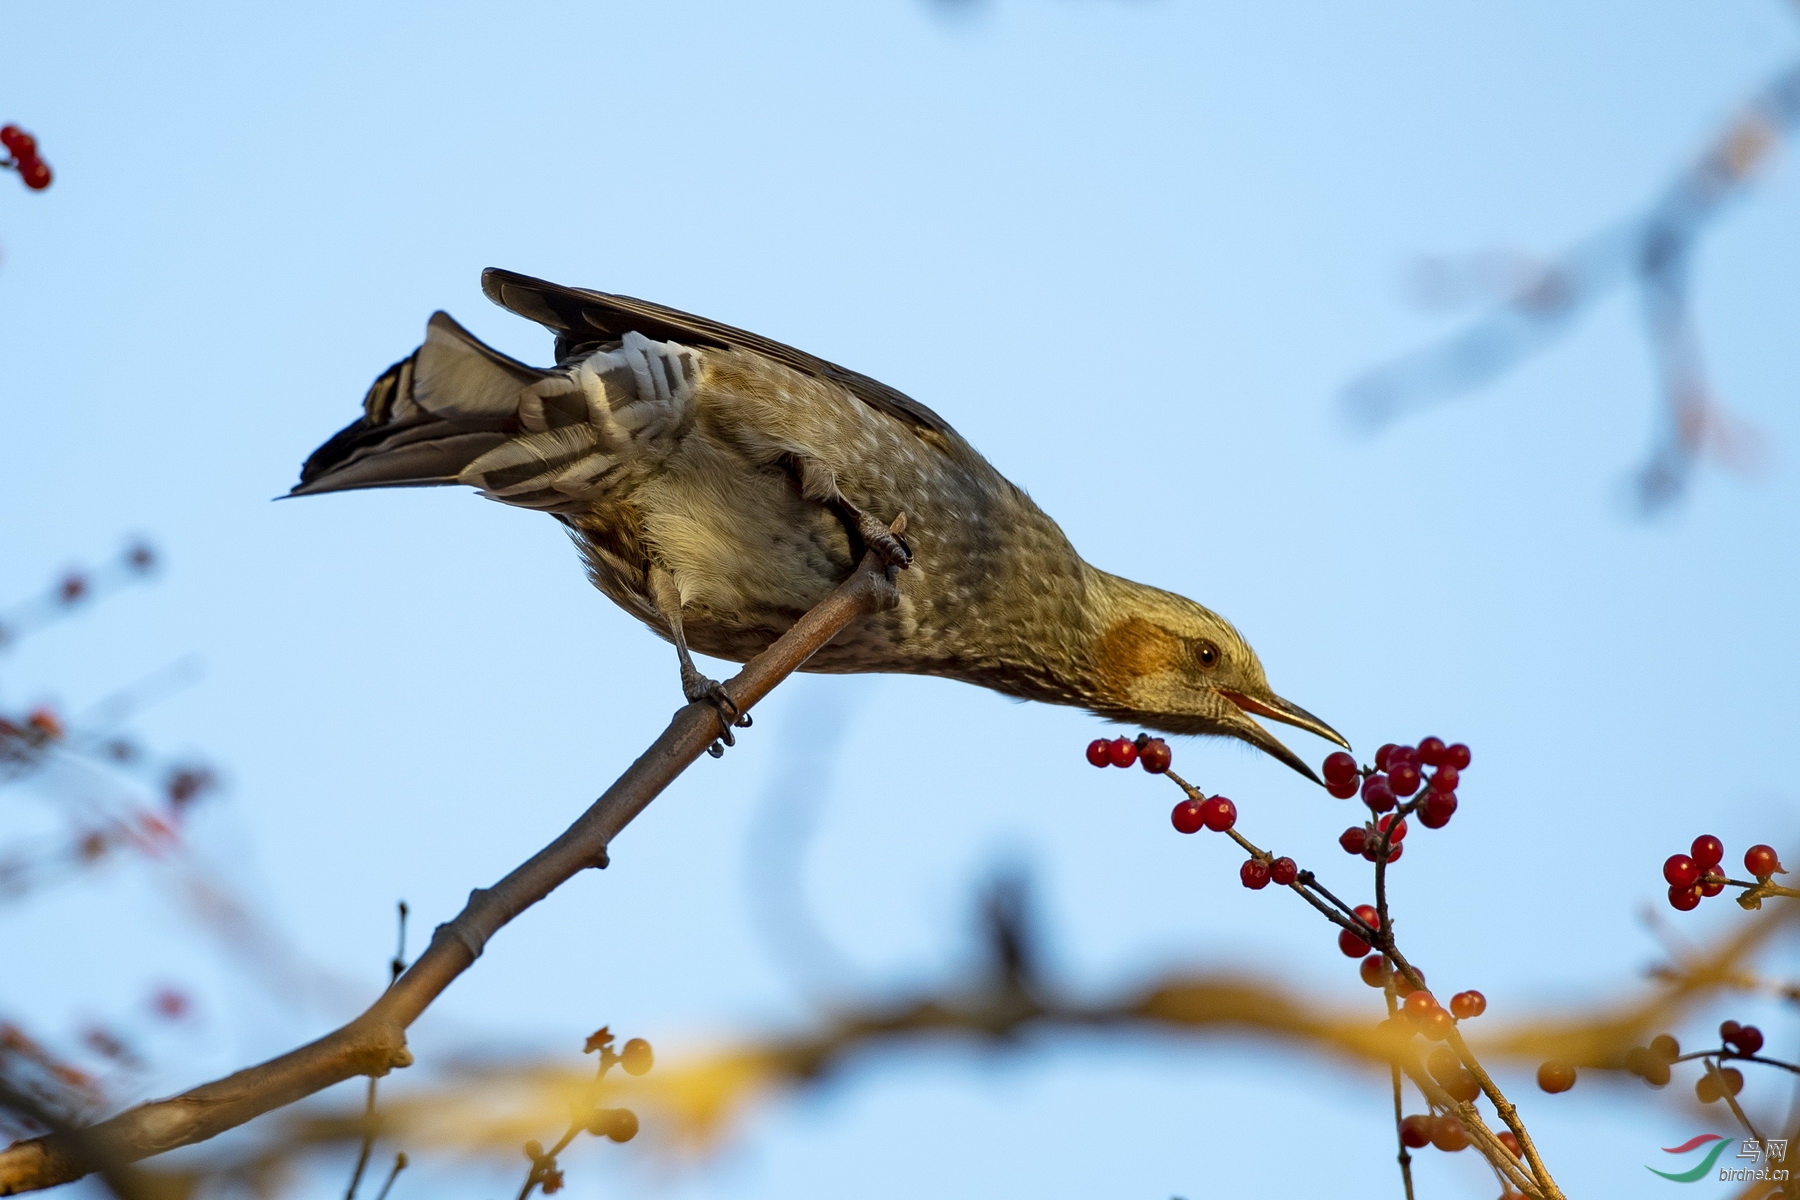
[1093,617,1182,693]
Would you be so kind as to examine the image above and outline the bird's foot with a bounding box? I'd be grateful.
[858,511,912,573]
[683,666,751,756]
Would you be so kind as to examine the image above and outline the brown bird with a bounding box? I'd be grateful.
[293,269,1347,779]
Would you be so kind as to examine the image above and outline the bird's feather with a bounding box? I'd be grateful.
[480,267,954,437]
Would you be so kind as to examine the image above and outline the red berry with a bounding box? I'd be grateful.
[1269,856,1297,886]
[1720,1019,1740,1042]
[1403,990,1438,1020]
[1378,814,1408,844]
[1536,1061,1576,1093]
[1388,744,1416,767]
[1388,761,1421,797]
[1398,1114,1432,1149]
[1418,1006,1454,1040]
[1449,990,1486,1020]
[1690,834,1724,869]
[1138,738,1172,774]
[1429,765,1458,793]
[1699,877,1724,897]
[1668,884,1701,911]
[1107,737,1138,768]
[1361,775,1396,812]
[1745,844,1785,877]
[1381,841,1404,863]
[1430,1115,1469,1152]
[1171,800,1204,834]
[1339,826,1368,855]
[1199,796,1236,832]
[1445,743,1471,770]
[1419,792,1457,828]
[1353,903,1381,931]
[1394,969,1425,998]
[1498,1131,1522,1158]
[1338,928,1371,957]
[5,129,36,157]
[1239,858,1271,889]
[1416,736,1447,766]
[18,158,50,190]
[1443,1067,1480,1103]
[1325,776,1360,799]
[1729,1024,1764,1055]
[1374,743,1397,771]
[1085,739,1111,767]
[1322,751,1358,787]
[0,125,21,151]
[1359,955,1389,988]
[1663,854,1700,889]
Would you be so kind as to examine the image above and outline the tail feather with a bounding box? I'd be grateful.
[292,312,550,497]
[294,302,705,514]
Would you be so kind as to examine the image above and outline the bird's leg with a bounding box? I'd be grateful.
[648,565,750,754]
[781,454,912,574]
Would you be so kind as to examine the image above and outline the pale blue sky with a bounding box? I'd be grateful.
[3,2,1799,1197]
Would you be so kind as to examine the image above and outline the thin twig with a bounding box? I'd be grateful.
[1706,1057,1767,1146]
[346,901,411,1200]
[372,1153,406,1200]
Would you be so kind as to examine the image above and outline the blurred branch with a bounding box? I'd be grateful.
[0,540,903,1195]
[1345,57,1800,512]
[0,542,156,653]
[242,869,1799,1175]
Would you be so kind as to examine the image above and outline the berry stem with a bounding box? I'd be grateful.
[1384,970,1417,1200]
[1374,801,1562,1200]
[1396,1054,1543,1197]
[1161,758,1562,1198]
[1703,1056,1766,1146]
[1165,770,1375,936]
[1667,1048,1800,1075]
[1390,1061,1416,1200]
[1716,874,1800,908]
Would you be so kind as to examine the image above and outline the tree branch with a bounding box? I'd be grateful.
[0,543,904,1196]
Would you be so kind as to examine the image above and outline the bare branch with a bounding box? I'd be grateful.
[0,542,903,1195]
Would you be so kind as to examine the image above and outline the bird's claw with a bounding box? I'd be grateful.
[858,511,912,572]
[683,669,751,753]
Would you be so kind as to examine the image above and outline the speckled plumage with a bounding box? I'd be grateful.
[294,270,1346,778]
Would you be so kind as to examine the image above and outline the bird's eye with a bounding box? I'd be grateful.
[1194,640,1220,670]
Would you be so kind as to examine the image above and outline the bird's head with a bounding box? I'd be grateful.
[1085,575,1349,783]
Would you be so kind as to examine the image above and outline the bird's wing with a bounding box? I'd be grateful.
[481,268,954,437]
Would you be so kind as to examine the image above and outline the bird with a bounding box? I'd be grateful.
[292,269,1348,779]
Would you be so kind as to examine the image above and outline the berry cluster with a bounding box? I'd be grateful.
[1399,1113,1525,1163]
[1619,1021,1780,1107]
[1083,729,1549,1193]
[1,125,51,191]
[518,1028,653,1197]
[1662,834,1788,910]
[1085,734,1172,774]
[1326,738,1468,867]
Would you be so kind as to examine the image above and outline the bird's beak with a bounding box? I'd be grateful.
[1219,689,1351,786]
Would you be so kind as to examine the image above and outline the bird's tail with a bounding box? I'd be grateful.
[291,311,550,498]
[293,309,704,512]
